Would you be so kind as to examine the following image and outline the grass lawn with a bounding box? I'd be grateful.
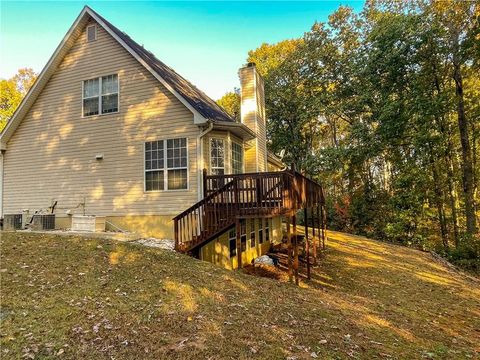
[1,230,479,359]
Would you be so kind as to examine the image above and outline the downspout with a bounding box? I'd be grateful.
[197,121,214,200]
[0,150,4,219]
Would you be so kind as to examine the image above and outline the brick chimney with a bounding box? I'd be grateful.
[239,63,267,172]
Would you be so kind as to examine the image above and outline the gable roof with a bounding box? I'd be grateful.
[90,8,234,124]
[0,6,235,149]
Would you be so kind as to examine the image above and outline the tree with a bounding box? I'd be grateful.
[216,88,240,121]
[244,0,479,267]
[247,39,301,79]
[0,80,22,130]
[430,0,479,235]
[0,68,37,131]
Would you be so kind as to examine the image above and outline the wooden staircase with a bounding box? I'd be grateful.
[173,170,324,254]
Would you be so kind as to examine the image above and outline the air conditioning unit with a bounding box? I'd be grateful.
[31,214,56,230]
[3,214,23,230]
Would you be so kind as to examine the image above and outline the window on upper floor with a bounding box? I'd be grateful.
[86,24,97,42]
[145,138,188,191]
[210,138,225,175]
[83,74,118,117]
[231,142,244,174]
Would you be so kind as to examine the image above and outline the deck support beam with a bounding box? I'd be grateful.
[320,205,326,250]
[304,208,310,279]
[236,217,242,269]
[287,216,293,283]
[293,214,299,285]
[312,207,317,265]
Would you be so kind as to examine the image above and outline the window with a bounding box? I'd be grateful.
[82,74,118,117]
[231,142,243,174]
[145,140,164,191]
[86,25,97,42]
[167,138,188,190]
[240,219,247,252]
[210,139,225,175]
[145,138,188,191]
[259,218,264,244]
[250,219,256,247]
[265,219,270,242]
[83,78,99,116]
[229,229,237,258]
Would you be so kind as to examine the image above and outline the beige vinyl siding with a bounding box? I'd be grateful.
[267,159,283,172]
[200,215,283,269]
[239,66,267,173]
[255,72,267,172]
[240,69,257,173]
[3,20,199,217]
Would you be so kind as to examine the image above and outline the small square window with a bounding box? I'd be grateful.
[87,25,97,42]
[229,230,237,258]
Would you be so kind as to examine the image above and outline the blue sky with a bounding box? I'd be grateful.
[0,1,364,99]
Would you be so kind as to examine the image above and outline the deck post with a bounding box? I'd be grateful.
[304,208,310,279]
[312,207,317,266]
[321,204,326,250]
[174,219,179,251]
[293,214,299,285]
[236,217,242,269]
[286,216,293,283]
[202,168,208,198]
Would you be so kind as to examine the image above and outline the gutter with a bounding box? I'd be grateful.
[0,150,4,218]
[196,121,214,200]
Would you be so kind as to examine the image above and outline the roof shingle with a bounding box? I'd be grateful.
[90,8,235,123]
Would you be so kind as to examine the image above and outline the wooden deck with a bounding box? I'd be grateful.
[173,169,325,258]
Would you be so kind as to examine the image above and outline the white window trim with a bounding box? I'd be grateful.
[86,24,97,42]
[144,137,189,193]
[209,137,225,175]
[81,73,120,118]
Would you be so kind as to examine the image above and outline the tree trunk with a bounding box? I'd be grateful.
[431,153,449,251]
[445,143,460,247]
[453,61,477,235]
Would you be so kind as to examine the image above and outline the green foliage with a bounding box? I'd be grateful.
[247,0,479,267]
[216,88,240,121]
[0,68,37,131]
[0,80,21,130]
[448,235,480,272]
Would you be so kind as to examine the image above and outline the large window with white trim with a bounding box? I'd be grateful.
[231,142,244,174]
[145,138,188,191]
[83,74,118,117]
[210,138,225,175]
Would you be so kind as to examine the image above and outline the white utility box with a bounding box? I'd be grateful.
[71,215,106,232]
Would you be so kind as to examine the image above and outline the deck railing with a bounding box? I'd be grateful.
[173,169,324,253]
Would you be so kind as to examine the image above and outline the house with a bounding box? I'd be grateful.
[0,6,324,270]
